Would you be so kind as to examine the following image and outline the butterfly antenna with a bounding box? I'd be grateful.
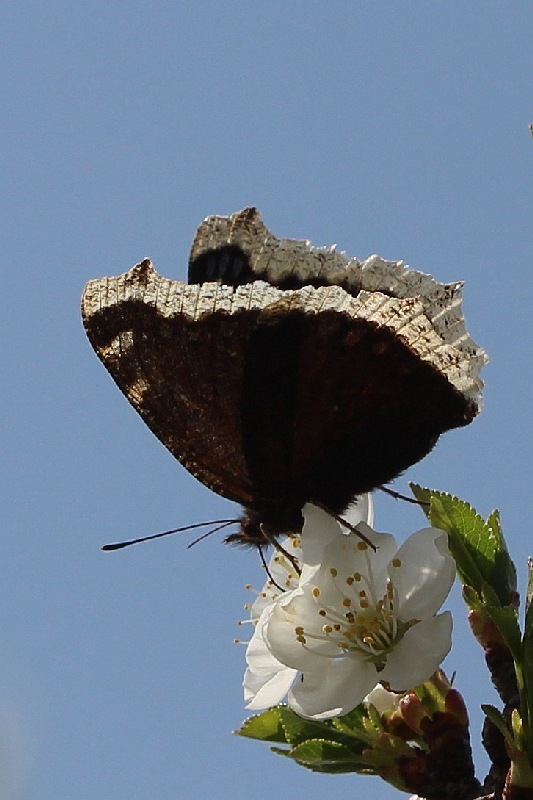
[379,486,429,506]
[102,519,238,551]
[187,520,237,548]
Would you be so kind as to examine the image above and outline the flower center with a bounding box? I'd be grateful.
[295,554,411,670]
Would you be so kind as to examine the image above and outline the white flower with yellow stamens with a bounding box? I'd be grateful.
[244,496,373,711]
[244,503,455,721]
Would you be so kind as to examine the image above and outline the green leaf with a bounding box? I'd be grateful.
[410,485,515,606]
[487,509,517,595]
[331,705,376,741]
[235,707,288,743]
[287,739,372,774]
[277,707,333,746]
[277,706,367,752]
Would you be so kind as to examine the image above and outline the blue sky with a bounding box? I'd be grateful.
[2,3,533,798]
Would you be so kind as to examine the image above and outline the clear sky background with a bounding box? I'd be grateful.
[2,3,532,798]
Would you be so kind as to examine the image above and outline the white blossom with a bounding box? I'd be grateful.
[244,503,455,720]
[243,495,373,711]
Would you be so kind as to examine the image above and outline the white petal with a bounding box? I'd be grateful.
[299,504,344,583]
[250,592,274,621]
[267,536,302,587]
[380,612,452,690]
[392,529,455,620]
[306,525,398,604]
[288,656,378,720]
[340,492,374,529]
[246,614,282,674]
[264,588,339,670]
[244,664,297,709]
[349,522,399,589]
[244,612,298,708]
[299,501,378,585]
[364,684,401,715]
[250,536,303,621]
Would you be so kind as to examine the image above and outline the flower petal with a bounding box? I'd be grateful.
[391,529,455,620]
[299,497,374,584]
[364,684,401,715]
[380,612,452,690]
[244,663,297,709]
[250,535,302,620]
[340,492,374,529]
[288,656,377,720]
[306,524,398,604]
[244,614,298,708]
[245,615,281,674]
[299,504,344,583]
[264,587,339,670]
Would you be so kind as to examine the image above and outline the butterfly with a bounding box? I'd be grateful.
[81,209,485,547]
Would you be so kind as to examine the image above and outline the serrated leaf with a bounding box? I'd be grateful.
[331,705,375,741]
[277,706,333,746]
[235,707,288,743]
[486,509,504,547]
[410,485,515,605]
[289,739,371,774]
[277,706,367,752]
[486,509,517,596]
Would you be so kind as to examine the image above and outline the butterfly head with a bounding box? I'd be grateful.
[225,506,305,549]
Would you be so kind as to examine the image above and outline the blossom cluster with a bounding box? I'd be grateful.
[243,501,455,720]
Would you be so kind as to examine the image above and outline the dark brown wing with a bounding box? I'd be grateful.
[237,290,475,513]
[82,260,476,516]
[188,208,486,408]
[81,260,258,506]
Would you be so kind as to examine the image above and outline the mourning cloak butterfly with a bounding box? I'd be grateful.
[81,209,486,547]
